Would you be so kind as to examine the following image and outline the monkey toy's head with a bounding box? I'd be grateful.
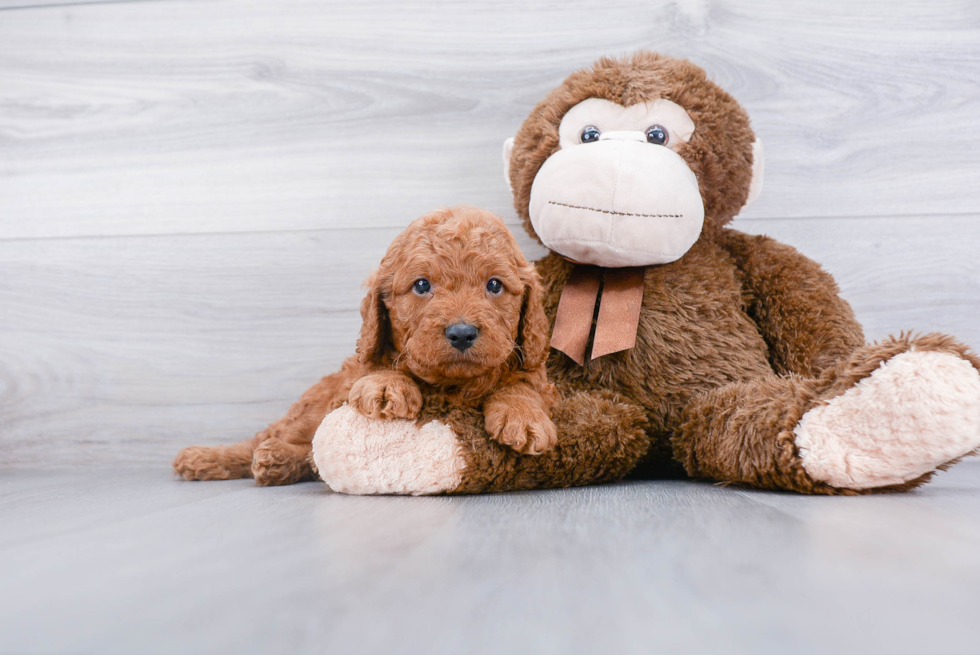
[504,52,763,268]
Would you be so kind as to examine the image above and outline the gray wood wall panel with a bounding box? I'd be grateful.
[0,0,978,239]
[0,1,147,8]
[3,215,978,468]
[1,0,979,468]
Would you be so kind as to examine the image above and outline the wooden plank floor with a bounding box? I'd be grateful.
[2,0,980,651]
[2,463,980,655]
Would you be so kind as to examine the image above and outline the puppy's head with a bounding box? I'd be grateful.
[356,206,549,385]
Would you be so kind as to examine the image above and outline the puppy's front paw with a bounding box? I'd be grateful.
[348,373,423,420]
[485,404,558,456]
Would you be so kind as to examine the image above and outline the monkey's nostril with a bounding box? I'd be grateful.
[445,322,479,352]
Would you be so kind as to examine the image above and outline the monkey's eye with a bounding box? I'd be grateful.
[580,125,601,144]
[645,125,669,146]
[486,278,504,295]
[412,278,431,295]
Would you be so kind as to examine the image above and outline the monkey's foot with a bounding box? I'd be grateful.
[795,350,980,489]
[311,405,465,496]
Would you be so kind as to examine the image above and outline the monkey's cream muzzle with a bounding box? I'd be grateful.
[501,97,764,363]
[527,136,705,268]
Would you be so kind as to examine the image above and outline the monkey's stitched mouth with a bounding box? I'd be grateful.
[548,201,682,219]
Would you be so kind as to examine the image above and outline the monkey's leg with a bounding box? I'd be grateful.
[672,334,980,494]
[173,363,357,485]
[312,389,650,495]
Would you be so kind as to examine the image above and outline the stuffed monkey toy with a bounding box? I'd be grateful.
[498,51,980,494]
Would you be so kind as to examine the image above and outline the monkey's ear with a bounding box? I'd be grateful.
[516,264,551,371]
[502,137,515,192]
[743,139,765,210]
[355,269,392,366]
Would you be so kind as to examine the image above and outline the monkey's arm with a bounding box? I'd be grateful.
[717,229,865,377]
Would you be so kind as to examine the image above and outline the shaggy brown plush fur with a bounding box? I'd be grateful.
[421,385,649,494]
[674,332,980,494]
[506,51,980,494]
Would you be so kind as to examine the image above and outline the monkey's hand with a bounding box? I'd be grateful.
[348,371,423,420]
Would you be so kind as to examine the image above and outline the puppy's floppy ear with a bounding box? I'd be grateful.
[356,269,392,366]
[516,264,551,371]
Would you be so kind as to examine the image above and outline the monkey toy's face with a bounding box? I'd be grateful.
[527,98,704,267]
[504,54,764,269]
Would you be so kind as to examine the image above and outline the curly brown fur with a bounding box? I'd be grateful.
[174,206,558,483]
[351,205,558,455]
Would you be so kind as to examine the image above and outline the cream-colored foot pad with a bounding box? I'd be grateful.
[795,351,980,489]
[312,405,464,495]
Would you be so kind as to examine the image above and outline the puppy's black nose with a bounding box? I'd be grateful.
[445,322,479,352]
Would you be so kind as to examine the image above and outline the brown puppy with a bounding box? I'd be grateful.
[347,205,557,453]
[174,206,556,485]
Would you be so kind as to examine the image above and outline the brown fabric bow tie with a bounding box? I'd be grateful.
[550,265,646,366]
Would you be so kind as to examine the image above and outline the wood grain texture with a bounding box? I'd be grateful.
[2,215,978,468]
[2,466,980,654]
[0,0,149,9]
[0,0,978,240]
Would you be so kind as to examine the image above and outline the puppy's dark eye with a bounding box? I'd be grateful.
[580,125,601,144]
[412,278,431,295]
[486,278,503,295]
[645,124,669,146]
